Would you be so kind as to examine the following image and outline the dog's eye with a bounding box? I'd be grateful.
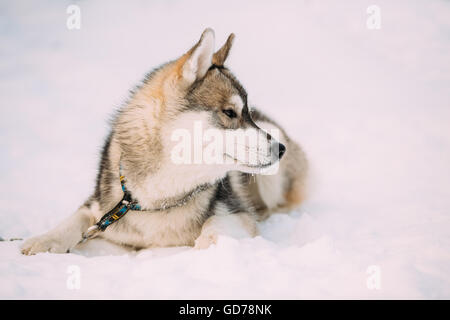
[223,109,237,119]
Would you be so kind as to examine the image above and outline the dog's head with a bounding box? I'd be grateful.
[155,29,286,175]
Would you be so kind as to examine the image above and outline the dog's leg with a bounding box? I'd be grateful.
[194,212,258,249]
[21,204,96,255]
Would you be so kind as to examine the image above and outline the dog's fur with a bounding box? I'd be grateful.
[21,29,307,255]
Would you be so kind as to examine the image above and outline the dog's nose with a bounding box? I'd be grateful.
[271,142,286,160]
[278,143,286,159]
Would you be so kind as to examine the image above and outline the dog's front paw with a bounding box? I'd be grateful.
[21,233,75,255]
[194,231,218,249]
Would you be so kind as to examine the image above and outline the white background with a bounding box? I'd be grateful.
[0,0,449,298]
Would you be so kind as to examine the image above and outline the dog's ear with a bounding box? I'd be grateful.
[212,33,235,66]
[181,28,215,84]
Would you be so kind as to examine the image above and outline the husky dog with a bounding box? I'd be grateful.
[21,29,307,255]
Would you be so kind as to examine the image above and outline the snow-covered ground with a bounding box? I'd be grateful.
[1,0,450,299]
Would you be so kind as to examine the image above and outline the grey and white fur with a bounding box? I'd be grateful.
[21,29,308,254]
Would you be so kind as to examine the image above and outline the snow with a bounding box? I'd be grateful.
[1,0,450,299]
